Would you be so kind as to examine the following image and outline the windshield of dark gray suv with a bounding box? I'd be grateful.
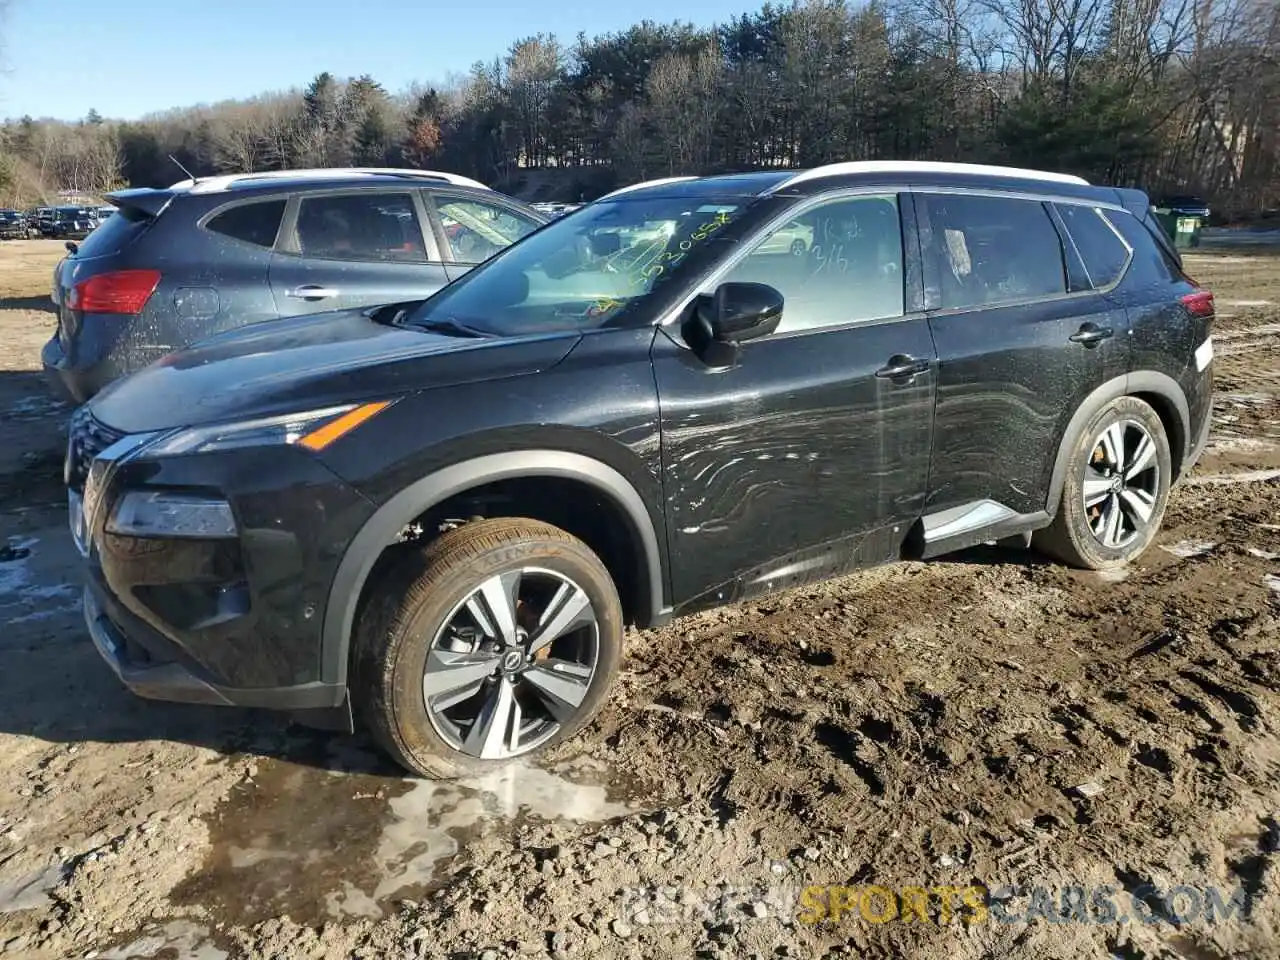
[404,196,752,336]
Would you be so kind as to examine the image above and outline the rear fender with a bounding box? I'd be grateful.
[1046,371,1190,515]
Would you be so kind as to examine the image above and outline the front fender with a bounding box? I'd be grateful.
[319,450,668,688]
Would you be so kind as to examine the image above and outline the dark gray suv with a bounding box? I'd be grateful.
[42,168,548,403]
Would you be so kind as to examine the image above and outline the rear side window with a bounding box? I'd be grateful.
[920,194,1067,310]
[206,200,285,249]
[1054,203,1131,289]
[74,206,152,258]
[294,192,426,262]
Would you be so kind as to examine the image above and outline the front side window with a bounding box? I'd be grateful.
[405,196,755,336]
[921,194,1067,310]
[719,194,904,334]
[435,197,540,264]
[294,192,426,262]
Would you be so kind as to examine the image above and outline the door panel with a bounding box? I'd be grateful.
[269,190,450,317]
[917,192,1130,520]
[653,192,936,612]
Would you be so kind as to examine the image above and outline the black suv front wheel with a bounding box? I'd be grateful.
[1037,396,1172,570]
[353,518,623,778]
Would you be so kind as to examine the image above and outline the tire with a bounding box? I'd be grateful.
[352,517,624,779]
[1035,396,1172,570]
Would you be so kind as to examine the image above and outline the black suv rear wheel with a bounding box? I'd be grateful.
[1036,396,1172,570]
[353,518,623,778]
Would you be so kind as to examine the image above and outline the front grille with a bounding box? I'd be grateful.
[66,406,125,490]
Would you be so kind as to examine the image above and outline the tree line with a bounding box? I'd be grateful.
[1,0,1276,216]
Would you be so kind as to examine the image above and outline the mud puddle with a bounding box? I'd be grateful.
[97,920,230,960]
[172,735,650,928]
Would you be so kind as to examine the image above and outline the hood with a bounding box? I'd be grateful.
[89,305,579,435]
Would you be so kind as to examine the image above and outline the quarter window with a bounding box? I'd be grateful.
[719,194,904,334]
[206,200,286,249]
[1106,210,1183,284]
[435,197,540,263]
[294,193,426,262]
[921,195,1067,309]
[1055,203,1130,289]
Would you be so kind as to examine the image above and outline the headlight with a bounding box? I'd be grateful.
[107,491,237,538]
[142,401,392,456]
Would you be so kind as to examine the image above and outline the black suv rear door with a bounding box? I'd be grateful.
[268,189,451,317]
[914,191,1131,552]
[653,191,937,611]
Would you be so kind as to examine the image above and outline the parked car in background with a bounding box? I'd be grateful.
[754,218,814,256]
[64,161,1213,778]
[43,206,97,240]
[0,209,37,239]
[530,201,582,219]
[1155,194,1211,218]
[42,167,548,403]
[96,206,116,223]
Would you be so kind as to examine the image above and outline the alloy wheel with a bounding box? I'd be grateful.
[423,566,599,760]
[1082,419,1161,549]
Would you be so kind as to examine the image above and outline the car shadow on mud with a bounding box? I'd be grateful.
[0,295,55,313]
[0,594,396,778]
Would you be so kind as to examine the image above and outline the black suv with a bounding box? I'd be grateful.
[42,168,548,403]
[42,205,98,240]
[0,209,36,239]
[67,162,1214,778]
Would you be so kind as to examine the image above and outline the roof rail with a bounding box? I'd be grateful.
[765,161,1089,194]
[597,176,699,201]
[171,168,490,194]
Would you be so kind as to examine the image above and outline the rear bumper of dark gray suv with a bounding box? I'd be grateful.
[41,333,116,404]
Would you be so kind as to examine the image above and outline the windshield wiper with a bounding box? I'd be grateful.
[411,316,493,338]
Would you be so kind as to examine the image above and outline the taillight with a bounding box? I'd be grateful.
[1180,289,1214,318]
[68,269,161,315]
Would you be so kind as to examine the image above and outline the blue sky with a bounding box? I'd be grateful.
[1,0,755,121]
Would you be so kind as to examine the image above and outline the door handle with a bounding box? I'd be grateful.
[1069,323,1113,346]
[286,285,340,301]
[875,355,931,380]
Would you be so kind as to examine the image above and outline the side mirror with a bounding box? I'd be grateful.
[683,281,784,366]
[699,281,783,342]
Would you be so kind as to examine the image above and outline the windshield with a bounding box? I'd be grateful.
[405,196,753,335]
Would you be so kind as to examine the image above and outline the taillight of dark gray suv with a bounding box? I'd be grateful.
[66,161,1212,779]
[41,167,548,403]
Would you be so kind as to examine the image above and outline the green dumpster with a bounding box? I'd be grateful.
[1152,207,1203,249]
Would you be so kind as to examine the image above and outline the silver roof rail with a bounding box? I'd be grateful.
[764,161,1089,194]
[597,176,699,201]
[171,167,490,194]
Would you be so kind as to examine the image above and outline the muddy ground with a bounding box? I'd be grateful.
[0,238,1278,960]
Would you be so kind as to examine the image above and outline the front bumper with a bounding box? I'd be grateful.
[70,416,377,712]
[83,576,344,710]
